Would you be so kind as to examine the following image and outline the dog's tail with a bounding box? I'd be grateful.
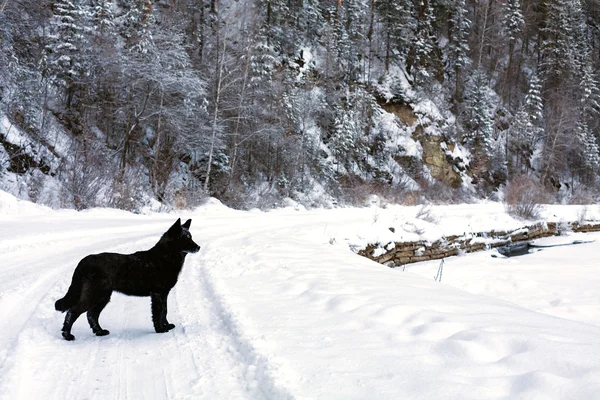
[55,269,84,312]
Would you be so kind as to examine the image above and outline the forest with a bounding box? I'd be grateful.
[1,0,600,211]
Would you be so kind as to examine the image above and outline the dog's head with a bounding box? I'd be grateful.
[164,218,201,254]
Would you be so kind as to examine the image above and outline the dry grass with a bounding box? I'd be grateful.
[416,204,439,224]
[337,174,414,207]
[504,174,549,220]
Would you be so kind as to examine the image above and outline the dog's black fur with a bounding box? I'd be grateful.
[55,218,200,341]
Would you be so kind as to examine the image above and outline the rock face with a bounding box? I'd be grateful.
[419,135,462,188]
[380,102,418,126]
[379,99,463,188]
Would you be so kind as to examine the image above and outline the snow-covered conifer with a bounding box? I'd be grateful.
[541,0,586,90]
[576,119,600,169]
[579,64,600,116]
[502,0,524,42]
[375,0,414,71]
[331,103,359,171]
[410,0,437,85]
[464,70,494,153]
[297,0,324,46]
[89,0,115,37]
[42,0,91,108]
[525,74,543,126]
[575,64,600,170]
[446,0,471,94]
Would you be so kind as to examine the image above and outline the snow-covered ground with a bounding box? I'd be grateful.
[1,190,600,399]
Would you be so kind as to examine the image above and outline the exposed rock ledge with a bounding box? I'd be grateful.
[378,99,464,188]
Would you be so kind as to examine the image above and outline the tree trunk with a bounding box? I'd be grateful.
[385,26,391,73]
[119,89,150,182]
[227,49,250,191]
[152,89,164,198]
[502,39,516,104]
[367,0,375,80]
[477,0,493,69]
[204,19,228,193]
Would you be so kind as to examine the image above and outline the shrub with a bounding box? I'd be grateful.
[173,187,208,210]
[337,173,414,207]
[504,174,548,220]
[416,204,439,224]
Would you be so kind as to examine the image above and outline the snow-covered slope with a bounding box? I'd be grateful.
[1,192,600,399]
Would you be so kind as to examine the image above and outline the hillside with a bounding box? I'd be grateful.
[1,0,600,210]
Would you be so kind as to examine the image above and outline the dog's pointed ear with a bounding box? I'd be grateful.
[182,219,192,229]
[167,218,182,234]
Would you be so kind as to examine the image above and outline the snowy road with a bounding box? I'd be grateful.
[0,208,290,400]
[1,194,600,399]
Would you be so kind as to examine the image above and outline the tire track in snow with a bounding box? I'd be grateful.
[0,213,305,400]
[176,214,339,400]
[87,298,199,400]
[179,249,296,400]
[0,232,160,369]
[0,232,164,400]
[0,217,288,400]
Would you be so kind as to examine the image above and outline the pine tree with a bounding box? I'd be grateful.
[249,33,277,105]
[345,0,367,45]
[89,0,115,37]
[334,0,368,85]
[256,0,290,52]
[576,63,600,170]
[409,0,438,85]
[576,119,600,169]
[42,0,91,108]
[525,73,544,133]
[507,74,544,177]
[579,63,600,117]
[501,0,524,102]
[297,0,324,46]
[464,70,494,154]
[118,0,154,53]
[503,0,524,42]
[331,103,358,172]
[508,108,533,173]
[541,0,586,93]
[375,0,414,72]
[446,0,471,97]
[282,87,326,185]
[136,0,155,53]
[566,0,588,67]
[508,76,542,174]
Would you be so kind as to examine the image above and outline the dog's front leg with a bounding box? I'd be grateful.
[151,292,175,333]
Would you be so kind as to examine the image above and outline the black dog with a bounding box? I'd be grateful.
[55,218,200,341]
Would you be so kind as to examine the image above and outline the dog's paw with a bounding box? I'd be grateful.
[154,324,167,333]
[95,329,110,336]
[155,323,175,333]
[62,332,75,341]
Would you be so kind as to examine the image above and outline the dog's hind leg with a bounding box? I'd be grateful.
[87,294,112,337]
[151,292,175,333]
[61,309,83,341]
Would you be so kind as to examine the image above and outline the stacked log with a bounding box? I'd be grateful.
[358,222,599,268]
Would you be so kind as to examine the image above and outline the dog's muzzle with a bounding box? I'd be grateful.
[185,245,201,254]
